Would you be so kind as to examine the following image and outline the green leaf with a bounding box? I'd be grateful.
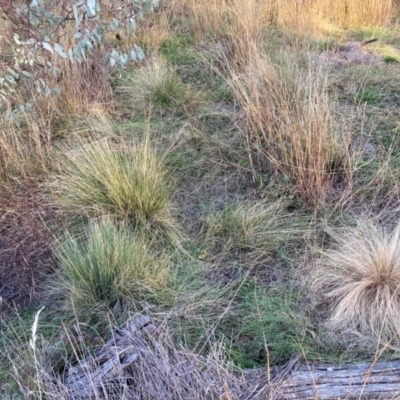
[119,54,128,65]
[129,18,137,30]
[135,45,145,61]
[73,4,79,26]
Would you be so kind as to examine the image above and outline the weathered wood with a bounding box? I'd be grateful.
[269,360,400,399]
[59,316,400,399]
[63,316,155,399]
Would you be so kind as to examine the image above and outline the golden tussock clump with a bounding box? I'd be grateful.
[315,222,400,345]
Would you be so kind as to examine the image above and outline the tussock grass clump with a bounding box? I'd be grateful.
[55,219,170,313]
[117,59,203,115]
[315,222,400,345]
[227,49,347,206]
[205,199,309,258]
[51,137,175,234]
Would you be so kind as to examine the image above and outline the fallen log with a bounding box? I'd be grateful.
[56,315,246,400]
[253,358,400,399]
[55,316,400,399]
[62,315,157,399]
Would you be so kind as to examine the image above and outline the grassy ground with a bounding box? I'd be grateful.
[1,0,400,398]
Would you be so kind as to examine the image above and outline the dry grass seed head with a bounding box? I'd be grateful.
[315,222,400,344]
[170,0,397,43]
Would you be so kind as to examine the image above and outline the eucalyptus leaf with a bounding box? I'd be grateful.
[12,112,20,127]
[68,48,74,63]
[42,42,53,53]
[87,0,96,16]
[54,43,68,58]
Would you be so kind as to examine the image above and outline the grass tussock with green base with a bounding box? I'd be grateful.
[51,137,177,236]
[314,222,400,346]
[117,58,204,115]
[204,199,310,258]
[55,218,171,315]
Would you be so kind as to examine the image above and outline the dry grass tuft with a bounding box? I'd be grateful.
[225,47,347,206]
[0,109,53,184]
[315,222,400,345]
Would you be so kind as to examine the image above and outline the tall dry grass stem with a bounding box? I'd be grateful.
[172,0,397,40]
[226,47,346,206]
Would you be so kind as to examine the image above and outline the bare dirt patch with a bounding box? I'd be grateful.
[319,41,383,65]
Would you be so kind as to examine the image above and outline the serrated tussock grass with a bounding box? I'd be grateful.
[55,218,171,315]
[50,136,178,239]
[204,199,310,258]
[314,222,400,346]
[116,58,204,115]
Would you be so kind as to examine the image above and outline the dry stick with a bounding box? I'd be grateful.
[362,38,378,46]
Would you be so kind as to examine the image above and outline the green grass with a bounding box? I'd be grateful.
[228,283,315,367]
[354,87,382,104]
[54,218,173,317]
[203,199,310,260]
[160,36,198,66]
[0,307,68,398]
[383,54,400,63]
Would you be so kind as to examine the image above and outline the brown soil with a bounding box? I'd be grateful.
[319,41,383,65]
[0,183,56,313]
